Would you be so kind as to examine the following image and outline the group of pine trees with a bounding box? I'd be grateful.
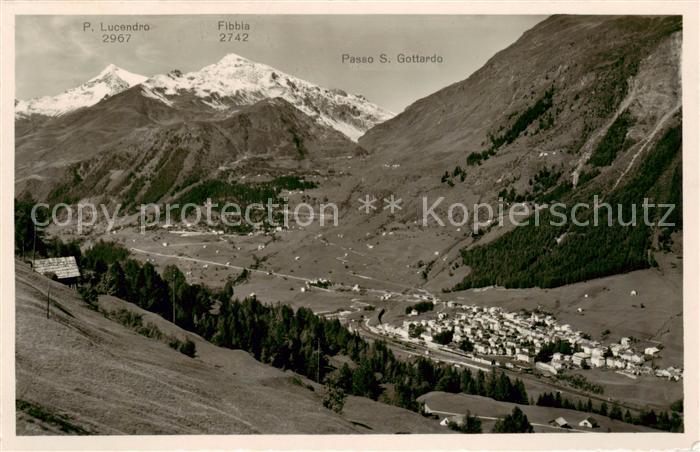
[14,226,683,432]
[447,411,483,433]
[466,87,555,167]
[492,407,534,433]
[536,392,683,432]
[454,125,682,290]
[404,300,434,315]
[71,240,532,415]
[14,195,81,260]
[448,407,534,434]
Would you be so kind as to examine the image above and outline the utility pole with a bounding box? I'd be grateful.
[31,223,37,265]
[171,274,176,325]
[317,337,321,383]
[46,281,51,319]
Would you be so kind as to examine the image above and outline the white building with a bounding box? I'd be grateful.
[536,362,558,375]
[516,353,533,363]
[645,347,660,357]
[591,355,606,368]
[572,352,591,367]
[579,417,597,428]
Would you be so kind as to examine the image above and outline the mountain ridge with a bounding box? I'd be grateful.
[353,14,682,290]
[15,53,392,142]
[15,65,147,118]
[141,52,392,141]
[15,15,683,292]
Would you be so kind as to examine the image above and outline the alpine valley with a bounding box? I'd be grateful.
[15,15,684,435]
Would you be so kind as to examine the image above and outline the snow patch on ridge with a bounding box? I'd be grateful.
[16,65,147,118]
[142,53,393,141]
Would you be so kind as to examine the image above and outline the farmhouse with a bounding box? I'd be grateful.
[578,417,598,428]
[33,256,80,287]
[550,417,571,429]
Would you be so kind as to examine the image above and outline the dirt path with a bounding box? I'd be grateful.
[130,247,312,282]
[130,246,433,300]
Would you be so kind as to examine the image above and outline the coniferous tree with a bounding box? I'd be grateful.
[449,411,482,433]
[609,404,623,420]
[492,407,534,433]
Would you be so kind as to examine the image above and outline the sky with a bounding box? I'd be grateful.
[16,15,546,113]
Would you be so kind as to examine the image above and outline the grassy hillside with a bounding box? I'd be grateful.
[15,260,444,434]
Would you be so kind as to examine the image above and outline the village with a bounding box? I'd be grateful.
[372,301,684,382]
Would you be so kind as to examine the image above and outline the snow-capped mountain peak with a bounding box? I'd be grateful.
[16,65,147,118]
[142,53,393,140]
[89,64,147,87]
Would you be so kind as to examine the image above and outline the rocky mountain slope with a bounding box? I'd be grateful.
[15,53,388,204]
[15,64,147,119]
[142,53,393,141]
[15,15,683,292]
[349,15,682,290]
[18,93,363,208]
[357,15,681,206]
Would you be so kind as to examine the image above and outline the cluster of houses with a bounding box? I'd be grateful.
[550,416,598,430]
[376,303,683,381]
[536,338,682,381]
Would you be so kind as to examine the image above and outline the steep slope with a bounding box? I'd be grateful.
[16,87,363,204]
[15,260,444,434]
[31,97,362,208]
[143,53,393,141]
[15,53,380,203]
[15,65,147,119]
[349,15,681,289]
[357,15,681,207]
[360,16,679,163]
[14,16,683,294]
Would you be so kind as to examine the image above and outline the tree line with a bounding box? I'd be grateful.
[536,392,682,432]
[66,240,533,415]
[14,203,682,432]
[466,86,555,167]
[453,124,681,290]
